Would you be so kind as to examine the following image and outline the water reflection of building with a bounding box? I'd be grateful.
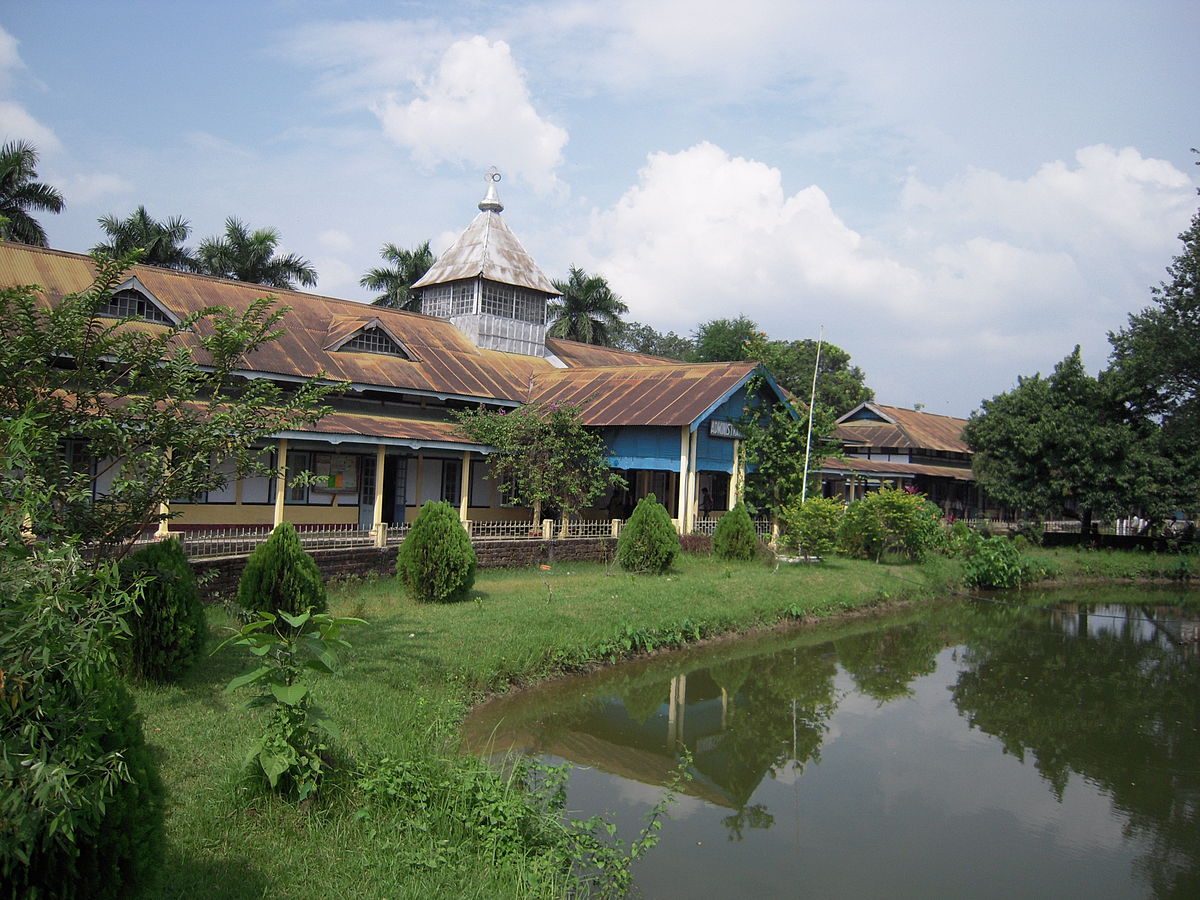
[1049,603,1200,658]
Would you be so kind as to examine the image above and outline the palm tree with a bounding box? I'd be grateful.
[361,240,434,311]
[197,217,317,290]
[91,206,199,271]
[547,266,629,346]
[0,140,64,246]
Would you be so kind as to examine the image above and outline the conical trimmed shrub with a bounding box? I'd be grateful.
[122,537,206,682]
[712,502,759,561]
[396,500,477,603]
[238,522,327,617]
[616,493,679,574]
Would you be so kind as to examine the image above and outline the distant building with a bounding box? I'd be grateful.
[820,402,986,518]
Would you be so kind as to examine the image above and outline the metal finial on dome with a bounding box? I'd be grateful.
[479,167,504,212]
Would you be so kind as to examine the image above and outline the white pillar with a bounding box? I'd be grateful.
[677,425,690,535]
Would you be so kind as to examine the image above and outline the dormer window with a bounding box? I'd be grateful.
[325,316,415,360]
[97,282,177,325]
[340,324,410,358]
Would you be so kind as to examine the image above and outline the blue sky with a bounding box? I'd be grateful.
[2,0,1197,416]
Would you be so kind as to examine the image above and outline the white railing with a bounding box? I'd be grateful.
[469,519,545,540]
[178,523,374,559]
[689,517,773,537]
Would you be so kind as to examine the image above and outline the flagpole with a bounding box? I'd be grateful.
[800,327,823,505]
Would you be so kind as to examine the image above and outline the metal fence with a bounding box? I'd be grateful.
[174,523,375,559]
[689,517,773,538]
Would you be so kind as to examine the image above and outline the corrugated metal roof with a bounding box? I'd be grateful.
[545,337,686,368]
[288,409,481,449]
[834,402,969,453]
[1,243,555,403]
[411,208,559,295]
[530,361,759,427]
[819,456,975,481]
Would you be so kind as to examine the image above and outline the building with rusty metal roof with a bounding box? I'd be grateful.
[819,402,984,516]
[0,173,794,538]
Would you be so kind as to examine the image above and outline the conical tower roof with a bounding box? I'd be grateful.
[412,172,559,296]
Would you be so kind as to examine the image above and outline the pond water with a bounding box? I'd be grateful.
[463,587,1200,898]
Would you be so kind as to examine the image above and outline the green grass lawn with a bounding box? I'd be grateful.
[131,546,1190,898]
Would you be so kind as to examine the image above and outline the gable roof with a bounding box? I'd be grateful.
[411,208,559,295]
[1,243,554,404]
[835,402,969,453]
[530,361,768,428]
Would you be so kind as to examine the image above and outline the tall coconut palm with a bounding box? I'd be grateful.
[197,217,317,290]
[361,240,434,311]
[0,140,64,246]
[547,266,629,347]
[91,206,199,271]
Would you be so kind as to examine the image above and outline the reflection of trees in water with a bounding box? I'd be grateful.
[834,623,946,703]
[721,803,775,841]
[951,602,1200,899]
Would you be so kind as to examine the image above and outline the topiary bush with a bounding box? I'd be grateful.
[780,496,844,558]
[121,537,206,682]
[238,522,327,617]
[617,494,679,574]
[396,500,477,603]
[0,541,165,900]
[712,502,759,561]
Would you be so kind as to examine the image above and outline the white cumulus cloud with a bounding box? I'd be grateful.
[373,36,567,192]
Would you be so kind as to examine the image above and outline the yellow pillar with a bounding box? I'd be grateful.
[273,438,288,528]
[155,449,173,537]
[372,445,386,547]
[414,453,424,509]
[685,427,698,533]
[731,438,744,507]
[458,450,471,523]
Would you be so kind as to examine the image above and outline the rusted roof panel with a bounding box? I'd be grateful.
[530,361,759,427]
[294,409,479,447]
[819,456,975,481]
[411,210,559,295]
[1,244,555,402]
[545,337,686,368]
[835,402,969,453]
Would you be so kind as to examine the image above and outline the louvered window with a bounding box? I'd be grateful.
[340,327,409,358]
[97,289,173,324]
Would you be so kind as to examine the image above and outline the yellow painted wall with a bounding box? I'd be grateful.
[170,503,358,527]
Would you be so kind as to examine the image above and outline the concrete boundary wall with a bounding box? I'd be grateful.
[194,537,618,603]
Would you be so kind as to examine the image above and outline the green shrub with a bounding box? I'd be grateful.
[396,501,477,603]
[712,502,759,561]
[121,537,206,682]
[0,542,165,899]
[945,519,982,558]
[964,536,1039,589]
[617,494,679,574]
[780,497,844,558]
[237,522,327,617]
[838,487,944,561]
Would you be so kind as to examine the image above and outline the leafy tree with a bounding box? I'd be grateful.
[691,315,760,362]
[712,502,759,560]
[198,216,317,289]
[361,239,434,311]
[548,266,629,346]
[453,401,623,533]
[747,335,873,415]
[964,348,1169,532]
[396,500,477,603]
[737,376,835,523]
[0,254,335,558]
[0,139,64,246]
[1109,162,1200,502]
[0,500,164,897]
[237,522,328,618]
[616,494,679,574]
[614,321,695,360]
[91,205,199,271]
